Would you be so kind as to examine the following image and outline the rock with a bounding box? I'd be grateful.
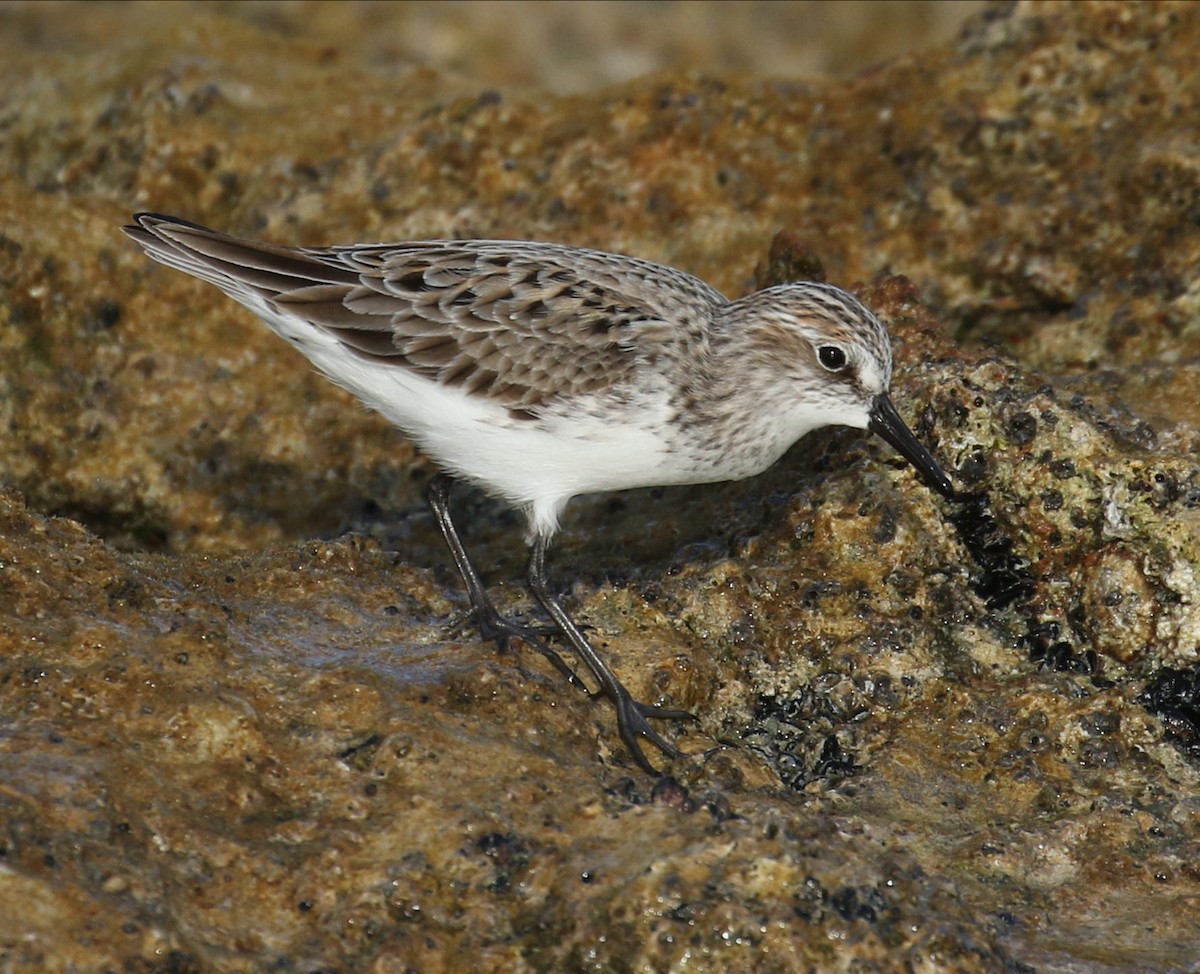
[1,3,1197,971]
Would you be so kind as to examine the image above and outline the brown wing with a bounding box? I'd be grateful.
[125,215,724,414]
[282,243,681,411]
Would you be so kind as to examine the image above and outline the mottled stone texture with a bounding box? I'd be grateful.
[1,2,1198,972]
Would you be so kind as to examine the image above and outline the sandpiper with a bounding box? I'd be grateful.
[124,213,954,774]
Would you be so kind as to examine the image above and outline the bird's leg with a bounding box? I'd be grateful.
[525,535,697,775]
[426,473,584,690]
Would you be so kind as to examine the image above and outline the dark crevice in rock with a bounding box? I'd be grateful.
[1137,666,1200,762]
[948,490,1097,675]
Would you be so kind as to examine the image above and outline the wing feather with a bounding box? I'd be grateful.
[124,214,725,414]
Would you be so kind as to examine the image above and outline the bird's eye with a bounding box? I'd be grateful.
[818,345,847,372]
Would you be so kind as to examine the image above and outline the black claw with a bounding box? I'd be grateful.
[447,607,566,649]
[638,703,700,722]
[442,602,587,691]
[470,609,588,691]
[611,689,697,774]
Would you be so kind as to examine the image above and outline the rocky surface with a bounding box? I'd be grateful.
[1,2,1198,971]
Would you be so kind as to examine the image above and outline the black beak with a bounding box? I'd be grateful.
[867,393,955,498]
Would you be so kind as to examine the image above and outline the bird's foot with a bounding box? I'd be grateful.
[445,606,587,691]
[610,685,698,776]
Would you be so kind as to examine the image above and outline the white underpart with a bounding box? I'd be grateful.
[236,295,680,541]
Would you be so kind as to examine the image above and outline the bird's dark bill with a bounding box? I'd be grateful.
[868,393,955,498]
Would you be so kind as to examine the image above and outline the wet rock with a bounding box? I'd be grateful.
[1,3,1198,971]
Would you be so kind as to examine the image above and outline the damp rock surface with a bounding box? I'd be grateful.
[1,3,1199,972]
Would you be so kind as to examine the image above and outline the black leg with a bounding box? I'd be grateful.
[426,474,585,690]
[525,534,696,775]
